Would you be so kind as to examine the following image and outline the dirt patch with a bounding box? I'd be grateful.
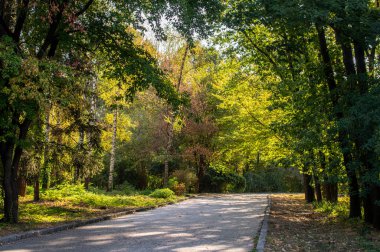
[265,194,380,251]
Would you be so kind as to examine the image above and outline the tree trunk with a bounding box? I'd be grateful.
[303,173,315,203]
[316,25,361,217]
[314,175,322,203]
[373,185,380,229]
[33,174,40,202]
[163,45,189,187]
[108,108,117,191]
[323,182,338,203]
[84,177,90,190]
[163,158,169,188]
[74,129,85,183]
[319,151,338,203]
[17,177,26,197]
[41,107,51,189]
[1,118,31,223]
[197,154,206,193]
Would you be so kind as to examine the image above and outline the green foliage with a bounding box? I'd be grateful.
[40,184,175,209]
[201,167,246,193]
[168,177,179,189]
[244,168,303,193]
[171,169,198,192]
[147,175,163,190]
[113,182,138,195]
[149,188,175,199]
[313,197,350,219]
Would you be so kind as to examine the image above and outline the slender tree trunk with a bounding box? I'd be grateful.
[84,177,90,190]
[108,108,117,191]
[41,107,51,189]
[163,159,169,187]
[314,174,322,203]
[197,154,206,193]
[33,173,40,202]
[17,156,27,197]
[74,129,85,183]
[84,79,98,189]
[319,151,338,203]
[163,45,189,187]
[303,172,315,203]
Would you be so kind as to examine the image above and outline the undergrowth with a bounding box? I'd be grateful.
[0,184,183,236]
[313,196,350,219]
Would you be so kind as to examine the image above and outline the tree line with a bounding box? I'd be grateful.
[1,0,380,232]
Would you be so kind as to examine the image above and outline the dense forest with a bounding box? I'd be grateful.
[1,0,380,232]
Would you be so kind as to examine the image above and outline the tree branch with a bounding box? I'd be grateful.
[75,0,95,17]
[13,0,30,42]
[240,29,278,67]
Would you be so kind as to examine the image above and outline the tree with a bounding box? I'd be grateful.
[0,0,223,223]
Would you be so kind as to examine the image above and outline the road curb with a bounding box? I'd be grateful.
[0,196,192,246]
[256,194,271,252]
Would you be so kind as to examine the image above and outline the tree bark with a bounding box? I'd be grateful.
[33,173,40,202]
[197,154,206,193]
[17,177,26,197]
[41,107,51,189]
[314,174,322,203]
[1,117,31,223]
[108,108,117,191]
[303,172,315,203]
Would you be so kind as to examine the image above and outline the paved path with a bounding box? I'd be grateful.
[1,194,268,252]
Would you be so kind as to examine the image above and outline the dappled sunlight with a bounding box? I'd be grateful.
[1,194,268,252]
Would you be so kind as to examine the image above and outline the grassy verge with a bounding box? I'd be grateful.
[265,194,380,251]
[0,184,185,237]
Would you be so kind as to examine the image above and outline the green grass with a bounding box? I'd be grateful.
[313,196,350,219]
[0,184,184,236]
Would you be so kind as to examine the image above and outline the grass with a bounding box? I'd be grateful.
[265,194,380,251]
[0,184,184,236]
[313,196,350,219]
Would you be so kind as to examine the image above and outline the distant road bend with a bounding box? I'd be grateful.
[2,194,268,252]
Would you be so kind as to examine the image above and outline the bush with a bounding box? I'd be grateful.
[168,177,179,189]
[173,183,186,196]
[147,175,162,190]
[149,188,175,199]
[171,169,197,192]
[113,182,137,195]
[43,183,86,199]
[313,196,350,218]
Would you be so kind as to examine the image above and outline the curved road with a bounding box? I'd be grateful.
[1,194,268,252]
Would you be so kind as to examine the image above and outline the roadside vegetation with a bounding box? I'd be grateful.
[266,194,380,251]
[0,184,182,236]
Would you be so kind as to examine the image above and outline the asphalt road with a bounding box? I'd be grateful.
[1,194,268,252]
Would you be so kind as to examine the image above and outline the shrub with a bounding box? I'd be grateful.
[168,177,179,189]
[113,182,137,195]
[173,183,186,196]
[147,175,162,190]
[171,169,197,192]
[149,188,175,199]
